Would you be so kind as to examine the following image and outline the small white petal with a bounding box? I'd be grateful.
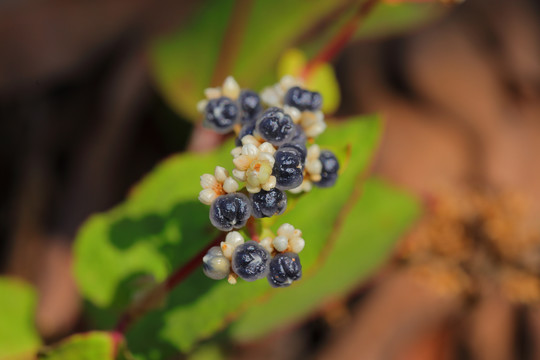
[260,237,274,254]
[222,76,241,99]
[197,99,208,113]
[204,87,221,99]
[288,185,303,194]
[228,274,238,285]
[261,87,280,107]
[214,166,229,182]
[258,142,276,155]
[242,144,259,156]
[306,159,322,176]
[198,189,217,205]
[246,183,261,193]
[226,231,244,247]
[273,236,289,252]
[232,169,246,182]
[223,177,239,193]
[257,151,275,165]
[277,223,295,237]
[307,144,320,158]
[200,174,218,189]
[220,242,234,259]
[241,135,261,146]
[283,105,301,123]
[290,237,305,253]
[293,229,302,237]
[262,176,276,191]
[231,147,242,157]
[233,155,253,171]
[280,75,299,90]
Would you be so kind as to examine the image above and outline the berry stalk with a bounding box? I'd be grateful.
[246,216,260,242]
[301,0,380,80]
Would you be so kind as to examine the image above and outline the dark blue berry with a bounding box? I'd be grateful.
[255,107,294,146]
[238,90,262,124]
[273,147,304,190]
[209,193,252,231]
[314,150,340,188]
[204,97,238,134]
[235,122,256,147]
[250,188,287,218]
[232,241,270,281]
[267,252,302,288]
[279,143,307,164]
[284,86,322,112]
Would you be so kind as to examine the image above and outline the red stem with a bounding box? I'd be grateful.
[301,0,379,80]
[246,217,259,242]
[114,233,225,334]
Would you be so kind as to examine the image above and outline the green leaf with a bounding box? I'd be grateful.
[229,178,420,340]
[37,332,130,360]
[149,0,443,121]
[0,277,41,360]
[74,115,387,358]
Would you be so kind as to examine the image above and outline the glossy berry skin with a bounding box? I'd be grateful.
[284,86,322,112]
[250,188,287,218]
[267,252,302,288]
[204,97,239,133]
[238,90,262,124]
[255,107,295,146]
[279,143,307,164]
[273,147,304,190]
[210,193,252,231]
[314,150,340,188]
[232,241,271,281]
[235,122,255,147]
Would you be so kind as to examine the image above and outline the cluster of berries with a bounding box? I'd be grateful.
[197,76,340,287]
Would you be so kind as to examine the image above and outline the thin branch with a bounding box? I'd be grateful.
[114,232,225,334]
[210,0,254,86]
[246,217,259,242]
[301,0,380,80]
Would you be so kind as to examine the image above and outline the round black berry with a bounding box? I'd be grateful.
[279,139,307,165]
[267,252,302,288]
[314,150,340,188]
[273,147,304,190]
[238,90,262,124]
[250,188,287,218]
[209,193,252,231]
[204,97,239,134]
[284,86,322,112]
[235,122,256,147]
[255,107,295,146]
[232,241,271,281]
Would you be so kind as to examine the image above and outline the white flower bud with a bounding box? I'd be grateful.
[273,236,289,252]
[200,174,217,189]
[214,166,229,182]
[222,177,239,193]
[222,76,240,99]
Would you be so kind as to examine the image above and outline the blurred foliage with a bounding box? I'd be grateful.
[74,115,419,358]
[149,0,443,121]
[0,278,41,360]
[38,332,131,360]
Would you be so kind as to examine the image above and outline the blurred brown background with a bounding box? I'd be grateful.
[2,0,540,358]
